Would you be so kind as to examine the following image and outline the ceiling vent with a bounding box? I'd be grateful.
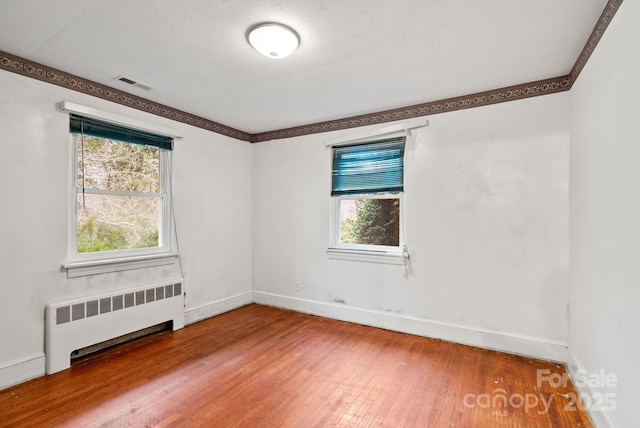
[115,75,152,91]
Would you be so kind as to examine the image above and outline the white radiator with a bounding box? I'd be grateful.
[45,279,185,374]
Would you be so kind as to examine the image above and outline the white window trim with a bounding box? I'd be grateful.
[324,118,428,147]
[62,253,179,278]
[325,119,426,265]
[63,102,177,277]
[328,193,405,265]
[326,248,404,265]
[58,101,183,140]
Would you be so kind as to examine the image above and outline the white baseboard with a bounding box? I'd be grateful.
[184,291,253,325]
[566,351,616,428]
[1,292,252,390]
[0,353,45,391]
[1,290,569,394]
[253,291,568,363]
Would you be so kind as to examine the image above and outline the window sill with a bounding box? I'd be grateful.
[62,253,179,278]
[326,248,404,265]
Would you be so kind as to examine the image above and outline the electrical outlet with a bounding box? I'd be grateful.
[295,281,300,291]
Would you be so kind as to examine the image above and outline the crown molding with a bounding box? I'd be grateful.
[0,0,623,143]
[252,0,623,142]
[569,0,623,84]
[250,76,571,142]
[0,50,252,142]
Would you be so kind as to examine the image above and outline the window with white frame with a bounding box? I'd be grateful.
[329,137,405,260]
[69,114,173,262]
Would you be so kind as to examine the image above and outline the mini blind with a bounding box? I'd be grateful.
[69,114,173,150]
[331,137,405,196]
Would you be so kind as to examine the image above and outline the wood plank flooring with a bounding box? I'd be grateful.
[0,304,592,427]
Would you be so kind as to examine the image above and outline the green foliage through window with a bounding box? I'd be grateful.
[76,135,161,253]
[340,198,400,247]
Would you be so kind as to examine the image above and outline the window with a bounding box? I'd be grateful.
[69,114,173,263]
[329,137,405,263]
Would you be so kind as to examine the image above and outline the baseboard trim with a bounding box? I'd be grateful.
[253,291,568,362]
[2,290,569,392]
[1,292,252,390]
[566,351,616,428]
[184,291,253,325]
[0,353,45,391]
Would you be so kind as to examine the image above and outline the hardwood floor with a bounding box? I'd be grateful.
[0,304,592,427]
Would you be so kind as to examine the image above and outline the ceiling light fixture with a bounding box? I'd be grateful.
[247,22,300,59]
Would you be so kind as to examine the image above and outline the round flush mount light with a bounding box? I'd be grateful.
[247,22,300,59]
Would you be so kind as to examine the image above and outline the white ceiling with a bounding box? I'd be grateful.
[0,0,607,134]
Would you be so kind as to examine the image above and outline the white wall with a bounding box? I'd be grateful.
[253,93,570,361]
[1,7,636,425]
[569,1,640,427]
[0,70,253,388]
[0,51,576,396]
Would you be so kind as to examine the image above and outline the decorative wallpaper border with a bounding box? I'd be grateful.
[251,0,623,143]
[250,76,571,142]
[0,0,623,143]
[569,0,623,83]
[0,51,252,142]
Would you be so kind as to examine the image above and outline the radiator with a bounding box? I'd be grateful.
[45,279,185,374]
